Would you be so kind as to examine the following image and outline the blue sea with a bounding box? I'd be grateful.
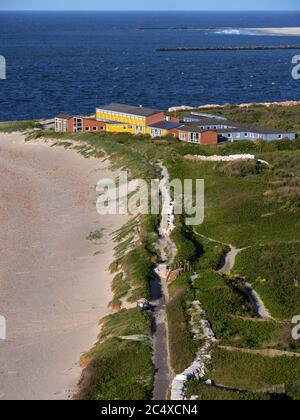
[1,11,300,121]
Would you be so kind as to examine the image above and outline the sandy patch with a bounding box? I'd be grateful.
[0,133,127,400]
[249,27,300,35]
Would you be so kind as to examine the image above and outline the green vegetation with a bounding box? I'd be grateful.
[0,120,38,132]
[210,347,300,391]
[194,271,254,320]
[235,243,300,320]
[171,220,199,268]
[166,273,199,373]
[86,229,105,243]
[78,309,153,400]
[186,381,270,400]
[165,154,300,248]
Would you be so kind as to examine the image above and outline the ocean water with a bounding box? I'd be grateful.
[1,11,300,121]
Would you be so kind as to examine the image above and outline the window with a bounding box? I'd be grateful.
[278,134,282,139]
[151,129,162,137]
[244,133,248,137]
[227,133,231,138]
[179,133,186,141]
[55,119,62,132]
[190,132,199,143]
[93,127,98,131]
[85,127,90,131]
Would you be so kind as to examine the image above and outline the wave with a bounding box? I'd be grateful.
[213,28,262,36]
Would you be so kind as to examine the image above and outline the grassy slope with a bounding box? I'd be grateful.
[235,244,300,320]
[78,309,153,400]
[0,120,38,132]
[186,381,270,400]
[210,347,300,391]
[166,273,199,373]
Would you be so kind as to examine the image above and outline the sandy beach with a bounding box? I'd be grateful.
[0,133,126,400]
[249,27,300,35]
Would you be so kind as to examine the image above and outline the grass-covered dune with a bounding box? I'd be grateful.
[0,120,38,132]
[186,381,271,400]
[210,347,300,392]
[235,244,300,320]
[78,309,153,400]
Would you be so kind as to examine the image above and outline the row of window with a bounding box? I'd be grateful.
[84,126,105,132]
[97,110,146,122]
[179,132,200,143]
[225,132,283,139]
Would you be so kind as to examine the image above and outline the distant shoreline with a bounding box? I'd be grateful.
[249,27,300,35]
[157,45,300,52]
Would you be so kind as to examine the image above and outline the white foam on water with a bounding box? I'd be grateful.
[212,28,266,36]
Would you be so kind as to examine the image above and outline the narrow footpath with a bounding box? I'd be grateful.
[218,245,271,320]
[150,161,176,400]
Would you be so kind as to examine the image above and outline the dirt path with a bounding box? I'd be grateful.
[0,134,126,400]
[151,162,176,400]
[194,231,271,320]
[218,246,243,275]
[244,283,272,320]
[218,245,272,320]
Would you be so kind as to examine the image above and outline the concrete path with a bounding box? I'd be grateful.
[151,161,176,400]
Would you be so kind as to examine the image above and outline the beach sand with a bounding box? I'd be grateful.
[0,133,126,400]
[249,27,300,35]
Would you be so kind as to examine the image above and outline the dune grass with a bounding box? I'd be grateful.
[210,347,300,391]
[186,381,271,400]
[78,308,153,400]
[0,120,38,132]
[166,273,199,373]
[234,243,300,320]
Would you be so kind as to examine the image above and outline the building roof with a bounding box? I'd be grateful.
[184,116,232,126]
[218,124,291,135]
[97,103,162,118]
[176,124,209,133]
[190,112,228,121]
[148,121,182,130]
[56,114,73,120]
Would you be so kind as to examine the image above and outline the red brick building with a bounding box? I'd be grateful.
[172,125,218,145]
[55,115,106,133]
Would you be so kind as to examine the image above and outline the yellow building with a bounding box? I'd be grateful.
[105,122,135,134]
[96,103,164,135]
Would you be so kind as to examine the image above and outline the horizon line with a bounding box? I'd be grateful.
[1,9,300,12]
